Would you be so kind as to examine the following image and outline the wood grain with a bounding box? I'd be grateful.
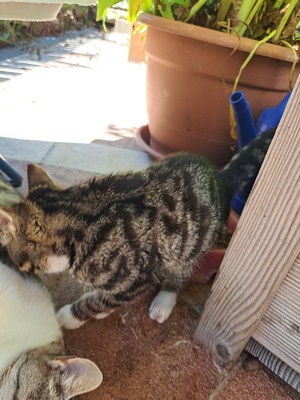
[246,338,300,392]
[194,74,300,368]
[252,255,300,374]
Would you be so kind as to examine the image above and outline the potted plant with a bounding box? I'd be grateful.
[97,0,299,167]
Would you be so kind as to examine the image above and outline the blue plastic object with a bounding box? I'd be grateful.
[229,90,291,214]
[230,91,258,150]
[256,91,291,133]
[0,155,23,188]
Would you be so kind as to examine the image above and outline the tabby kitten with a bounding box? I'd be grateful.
[0,179,103,399]
[0,129,275,330]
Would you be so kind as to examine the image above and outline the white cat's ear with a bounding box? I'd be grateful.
[0,208,17,244]
[49,356,103,399]
[27,164,58,191]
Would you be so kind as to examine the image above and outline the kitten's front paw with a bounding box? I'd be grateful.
[57,305,86,330]
[149,290,177,323]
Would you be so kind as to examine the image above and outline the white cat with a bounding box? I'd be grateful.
[0,261,103,399]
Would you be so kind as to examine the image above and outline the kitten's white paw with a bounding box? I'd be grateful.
[149,290,177,323]
[95,310,114,319]
[57,304,86,330]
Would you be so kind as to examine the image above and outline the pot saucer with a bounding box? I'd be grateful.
[136,125,165,160]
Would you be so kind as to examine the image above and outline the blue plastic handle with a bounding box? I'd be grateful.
[0,155,23,187]
[230,91,258,150]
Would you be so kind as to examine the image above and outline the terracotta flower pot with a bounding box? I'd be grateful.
[137,13,300,168]
[192,209,240,284]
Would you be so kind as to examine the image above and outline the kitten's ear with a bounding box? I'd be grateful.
[49,357,103,399]
[0,208,17,244]
[27,164,58,191]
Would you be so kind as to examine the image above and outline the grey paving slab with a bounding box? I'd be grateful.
[0,28,150,177]
[43,142,152,174]
[0,32,147,145]
[0,137,54,163]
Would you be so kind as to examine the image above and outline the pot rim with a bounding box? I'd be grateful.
[138,13,299,64]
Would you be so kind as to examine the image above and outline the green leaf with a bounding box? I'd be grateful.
[273,0,299,43]
[274,0,285,10]
[96,0,122,22]
[128,0,143,22]
[97,0,149,24]
[216,0,232,22]
[141,0,153,13]
[158,4,174,18]
[184,0,209,23]
[157,0,190,19]
[237,0,265,37]
[233,0,256,35]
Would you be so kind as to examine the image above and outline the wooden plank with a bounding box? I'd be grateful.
[251,255,300,374]
[246,338,300,392]
[193,74,300,369]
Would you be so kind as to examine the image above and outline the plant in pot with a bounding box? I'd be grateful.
[98,0,299,167]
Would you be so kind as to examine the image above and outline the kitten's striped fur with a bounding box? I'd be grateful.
[0,129,275,329]
[0,179,102,399]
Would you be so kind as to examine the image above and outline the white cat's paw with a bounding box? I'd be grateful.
[57,304,86,330]
[149,290,177,323]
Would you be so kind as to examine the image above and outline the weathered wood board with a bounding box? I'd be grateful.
[250,255,300,375]
[194,73,300,369]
